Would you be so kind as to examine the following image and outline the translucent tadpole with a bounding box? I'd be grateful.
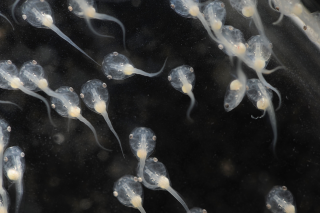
[142,158,190,212]
[168,65,196,121]
[0,119,11,213]
[102,52,167,80]
[266,186,296,213]
[113,175,146,213]
[68,0,126,50]
[170,0,220,42]
[80,79,122,155]
[0,60,55,126]
[246,79,277,156]
[245,35,283,110]
[50,86,111,151]
[4,146,25,213]
[203,1,226,33]
[220,25,247,57]
[224,59,247,112]
[128,127,156,188]
[21,0,99,65]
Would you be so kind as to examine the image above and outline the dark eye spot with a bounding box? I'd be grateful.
[225,104,229,108]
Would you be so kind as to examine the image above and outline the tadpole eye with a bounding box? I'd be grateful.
[225,103,229,109]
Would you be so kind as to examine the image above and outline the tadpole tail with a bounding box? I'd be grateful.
[186,91,195,122]
[262,66,284,74]
[267,105,278,159]
[94,13,127,51]
[166,186,190,213]
[273,13,284,25]
[101,111,124,158]
[197,13,220,43]
[84,17,114,38]
[11,0,20,24]
[50,24,100,66]
[256,71,282,110]
[0,100,22,110]
[134,57,168,77]
[137,205,146,213]
[77,114,112,152]
[139,159,157,189]
[268,0,279,12]
[0,12,14,30]
[15,178,23,213]
[18,85,56,127]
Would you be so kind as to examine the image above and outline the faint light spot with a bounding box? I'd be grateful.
[132,0,141,7]
[220,159,234,177]
[97,151,109,161]
[53,133,65,145]
[79,199,92,210]
[49,177,60,187]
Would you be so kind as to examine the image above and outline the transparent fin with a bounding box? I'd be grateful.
[15,178,23,213]
[262,66,284,74]
[186,91,196,122]
[94,13,126,51]
[18,85,56,127]
[166,186,190,212]
[50,24,100,66]
[11,0,20,24]
[0,100,22,110]
[133,58,167,77]
[273,13,284,25]
[77,114,112,151]
[268,106,278,158]
[196,13,219,43]
[0,12,14,30]
[137,205,146,213]
[101,111,124,158]
[85,17,114,38]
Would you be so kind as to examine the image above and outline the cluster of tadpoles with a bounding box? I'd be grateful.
[0,0,313,212]
[0,119,25,213]
[113,127,206,213]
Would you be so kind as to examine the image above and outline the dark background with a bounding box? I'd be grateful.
[0,0,319,212]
